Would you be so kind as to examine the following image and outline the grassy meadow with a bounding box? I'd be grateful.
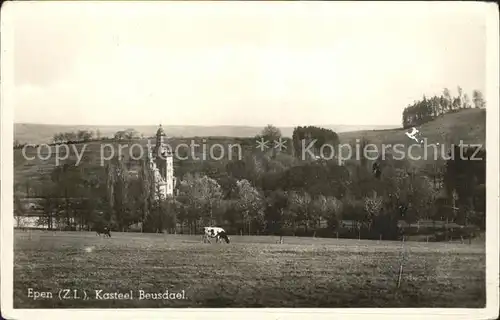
[14,230,485,308]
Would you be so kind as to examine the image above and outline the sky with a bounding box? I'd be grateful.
[8,2,488,127]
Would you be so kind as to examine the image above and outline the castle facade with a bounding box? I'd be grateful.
[147,125,175,198]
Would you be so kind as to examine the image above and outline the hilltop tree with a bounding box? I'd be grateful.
[325,196,343,231]
[472,90,486,109]
[114,131,126,141]
[456,86,463,109]
[50,162,85,228]
[443,88,452,112]
[53,133,64,144]
[124,128,140,141]
[225,160,248,180]
[76,130,93,142]
[14,194,26,228]
[258,125,283,158]
[463,93,471,109]
[311,195,343,232]
[292,126,340,160]
[260,124,282,142]
[148,182,168,233]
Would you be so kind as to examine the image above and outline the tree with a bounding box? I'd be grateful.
[216,173,238,199]
[259,125,282,158]
[124,128,140,141]
[312,195,342,233]
[14,195,26,228]
[53,133,64,144]
[292,126,340,160]
[443,88,452,111]
[363,191,383,232]
[276,162,349,199]
[138,158,155,231]
[463,93,471,109]
[472,184,486,229]
[63,132,77,142]
[472,90,486,109]
[104,156,131,231]
[457,86,463,109]
[114,131,126,141]
[260,124,282,142]
[288,191,313,234]
[264,190,293,241]
[235,179,264,235]
[76,130,93,142]
[178,173,223,229]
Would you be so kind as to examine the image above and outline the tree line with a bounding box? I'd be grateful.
[14,128,143,149]
[53,130,97,144]
[292,126,340,159]
[402,87,485,128]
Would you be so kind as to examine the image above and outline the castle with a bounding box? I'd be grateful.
[147,125,175,198]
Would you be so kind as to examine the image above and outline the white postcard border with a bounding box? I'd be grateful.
[1,2,499,320]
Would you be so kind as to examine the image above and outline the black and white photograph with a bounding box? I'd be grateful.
[1,1,499,319]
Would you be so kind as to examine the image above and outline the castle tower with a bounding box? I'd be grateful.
[149,125,174,198]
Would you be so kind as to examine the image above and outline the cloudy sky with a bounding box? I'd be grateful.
[9,2,488,127]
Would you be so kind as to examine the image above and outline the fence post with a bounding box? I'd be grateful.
[397,236,405,289]
[397,265,403,288]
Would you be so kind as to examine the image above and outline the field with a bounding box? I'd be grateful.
[14,230,485,308]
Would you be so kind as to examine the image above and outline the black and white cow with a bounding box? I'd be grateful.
[202,227,230,244]
[95,225,111,238]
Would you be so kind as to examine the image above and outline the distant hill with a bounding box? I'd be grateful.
[14,123,398,145]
